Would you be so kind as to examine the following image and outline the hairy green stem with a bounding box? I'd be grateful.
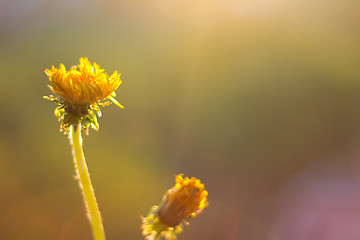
[70,122,106,240]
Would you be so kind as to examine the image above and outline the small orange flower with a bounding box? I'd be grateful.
[158,174,208,227]
[142,174,208,240]
[44,57,123,132]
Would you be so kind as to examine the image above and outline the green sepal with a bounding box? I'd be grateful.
[45,94,113,134]
[142,206,183,240]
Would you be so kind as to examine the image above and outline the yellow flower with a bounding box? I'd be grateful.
[142,174,208,240]
[46,57,123,107]
[44,57,123,132]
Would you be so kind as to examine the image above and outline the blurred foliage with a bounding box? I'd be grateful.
[1,0,360,239]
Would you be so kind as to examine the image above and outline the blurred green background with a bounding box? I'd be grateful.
[1,0,360,239]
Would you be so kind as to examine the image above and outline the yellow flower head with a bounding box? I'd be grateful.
[142,174,208,240]
[44,57,123,133]
[45,57,122,106]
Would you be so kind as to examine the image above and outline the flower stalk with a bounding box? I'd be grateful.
[70,121,106,240]
[44,58,124,239]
